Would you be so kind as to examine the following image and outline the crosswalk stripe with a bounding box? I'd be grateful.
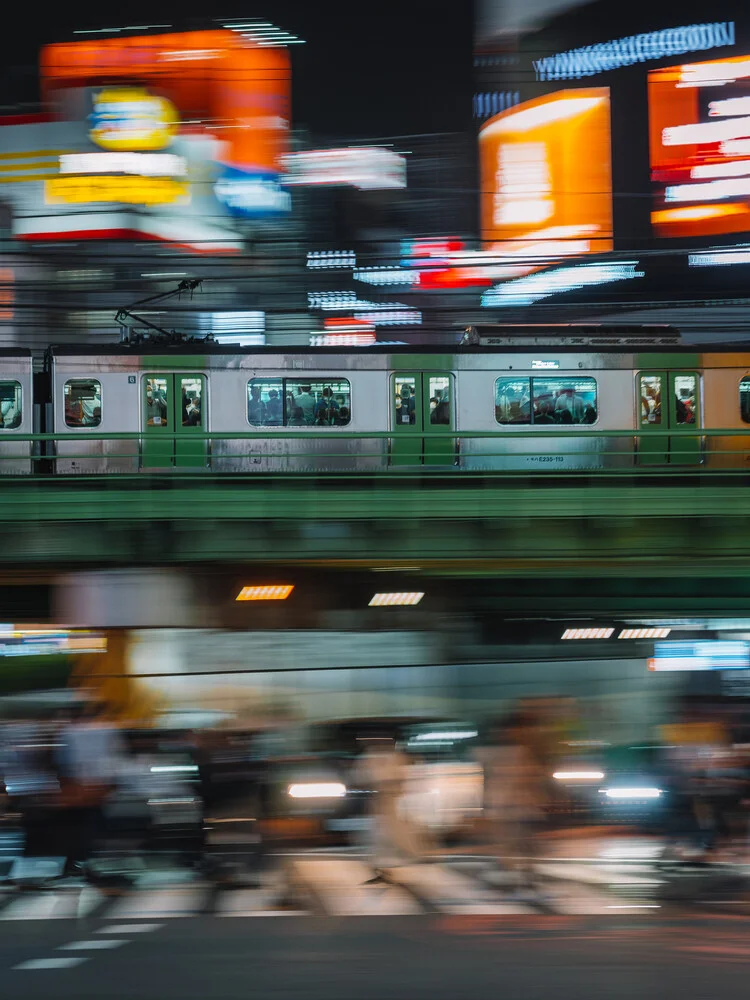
[535,862,661,887]
[290,858,423,916]
[388,864,536,914]
[217,888,291,916]
[104,887,208,920]
[0,887,105,921]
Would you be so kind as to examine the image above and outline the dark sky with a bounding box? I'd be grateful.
[1,1,475,138]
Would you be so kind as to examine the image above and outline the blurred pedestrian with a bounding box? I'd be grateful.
[477,710,549,900]
[54,700,127,877]
[356,735,433,881]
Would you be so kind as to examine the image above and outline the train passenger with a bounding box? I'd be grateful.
[266,388,283,425]
[534,399,555,424]
[248,384,266,425]
[555,388,584,422]
[678,388,695,425]
[398,384,415,425]
[146,391,167,426]
[295,386,315,424]
[336,406,350,425]
[289,405,305,426]
[185,398,201,426]
[431,389,450,425]
[314,387,339,424]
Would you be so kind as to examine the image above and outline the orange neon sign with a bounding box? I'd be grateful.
[478,88,613,258]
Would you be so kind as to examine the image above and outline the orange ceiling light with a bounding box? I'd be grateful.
[236,585,294,601]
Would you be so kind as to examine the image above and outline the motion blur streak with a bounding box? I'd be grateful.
[236,585,294,601]
[288,783,347,799]
[369,592,424,607]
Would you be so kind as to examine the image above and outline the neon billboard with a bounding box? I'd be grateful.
[649,54,750,238]
[479,88,613,263]
[0,30,291,250]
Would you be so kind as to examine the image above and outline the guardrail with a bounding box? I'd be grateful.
[0,427,749,478]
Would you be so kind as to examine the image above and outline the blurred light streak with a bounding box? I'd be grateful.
[412,730,478,741]
[236,585,294,601]
[689,248,750,266]
[288,783,346,799]
[604,787,662,799]
[482,96,605,134]
[617,627,672,639]
[651,205,746,224]
[535,23,734,82]
[369,592,424,607]
[553,770,605,781]
[481,262,642,308]
[561,627,615,639]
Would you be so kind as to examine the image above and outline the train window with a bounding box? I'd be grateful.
[286,379,351,426]
[495,376,597,425]
[533,377,597,425]
[673,374,696,426]
[495,377,531,424]
[0,381,21,429]
[640,375,662,425]
[248,378,284,426]
[741,378,750,424]
[64,379,101,428]
[395,377,416,425]
[180,377,203,427]
[145,377,168,427]
[247,378,351,427]
[428,376,451,425]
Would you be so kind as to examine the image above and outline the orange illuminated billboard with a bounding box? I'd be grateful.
[649,55,750,238]
[479,88,613,258]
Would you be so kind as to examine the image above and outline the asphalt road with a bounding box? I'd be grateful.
[2,910,750,1000]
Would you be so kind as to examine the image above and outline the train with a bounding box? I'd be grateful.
[2,324,750,474]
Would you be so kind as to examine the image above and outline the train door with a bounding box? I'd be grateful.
[637,371,700,466]
[142,373,207,469]
[390,372,455,466]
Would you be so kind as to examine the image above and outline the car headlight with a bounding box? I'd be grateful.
[287,782,346,799]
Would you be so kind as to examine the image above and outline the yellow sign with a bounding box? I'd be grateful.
[45,175,189,205]
[90,88,178,152]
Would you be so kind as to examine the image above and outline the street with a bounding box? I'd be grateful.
[1,841,750,1000]
[2,905,750,1000]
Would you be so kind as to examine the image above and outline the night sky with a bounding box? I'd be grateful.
[1,1,475,139]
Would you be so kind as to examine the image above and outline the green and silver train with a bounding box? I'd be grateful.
[1,324,749,473]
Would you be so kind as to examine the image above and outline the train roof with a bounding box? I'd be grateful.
[41,324,750,356]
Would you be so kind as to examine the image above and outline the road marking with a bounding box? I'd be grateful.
[0,887,105,921]
[105,887,207,919]
[536,862,661,887]
[291,858,423,916]
[217,889,289,916]
[60,939,127,950]
[390,864,536,914]
[13,957,88,970]
[97,922,163,934]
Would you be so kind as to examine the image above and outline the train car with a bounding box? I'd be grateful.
[0,349,34,475]
[35,326,750,475]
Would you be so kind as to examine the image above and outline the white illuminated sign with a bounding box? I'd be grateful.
[281,147,406,191]
[531,359,560,369]
[688,248,750,266]
[214,178,291,213]
[534,22,735,81]
[663,116,750,146]
[354,268,421,286]
[306,251,356,269]
[666,177,750,202]
[59,152,187,176]
[482,262,644,308]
